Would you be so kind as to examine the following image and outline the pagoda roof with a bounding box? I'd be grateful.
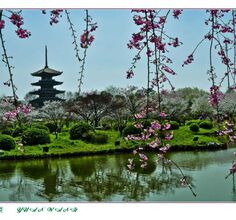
[31,67,62,77]
[31,79,63,86]
[31,46,63,77]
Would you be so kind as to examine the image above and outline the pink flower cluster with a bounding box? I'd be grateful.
[127,10,181,82]
[3,104,31,121]
[126,70,134,79]
[208,85,223,107]
[127,33,145,49]
[182,54,194,67]
[80,31,95,48]
[172,10,183,19]
[161,64,176,75]
[218,49,230,66]
[9,12,31,39]
[49,10,63,25]
[80,15,98,49]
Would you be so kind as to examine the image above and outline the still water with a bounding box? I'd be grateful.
[0,147,236,202]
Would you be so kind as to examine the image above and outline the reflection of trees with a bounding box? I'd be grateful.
[0,153,196,201]
[0,161,16,179]
[20,159,69,201]
[65,154,195,201]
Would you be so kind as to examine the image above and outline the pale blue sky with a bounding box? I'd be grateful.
[0,9,231,99]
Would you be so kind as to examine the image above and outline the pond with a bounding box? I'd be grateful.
[0,146,236,202]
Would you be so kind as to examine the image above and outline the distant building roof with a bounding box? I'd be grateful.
[31,67,62,76]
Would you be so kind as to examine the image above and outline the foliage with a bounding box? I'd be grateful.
[199,121,213,129]
[186,120,202,126]
[0,134,15,151]
[1,128,14,136]
[22,128,51,145]
[191,94,214,119]
[44,122,58,133]
[170,121,180,130]
[161,93,189,121]
[32,124,50,133]
[122,124,142,137]
[40,101,65,132]
[68,91,113,127]
[219,91,236,117]
[189,123,200,132]
[70,123,93,140]
[84,132,109,144]
[12,126,25,137]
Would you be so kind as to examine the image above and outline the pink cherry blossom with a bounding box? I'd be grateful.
[159,112,167,118]
[10,13,24,28]
[15,28,31,39]
[151,121,162,130]
[135,113,144,119]
[172,10,183,19]
[50,9,63,25]
[126,70,134,79]
[139,153,148,161]
[182,54,194,66]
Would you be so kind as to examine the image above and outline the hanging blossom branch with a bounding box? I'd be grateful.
[125,9,196,196]
[43,9,98,95]
[0,10,31,126]
[182,10,235,127]
[126,109,197,197]
[65,10,82,62]
[127,9,183,114]
[77,10,98,95]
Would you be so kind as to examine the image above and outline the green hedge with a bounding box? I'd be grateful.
[70,123,93,140]
[199,121,213,129]
[189,123,200,132]
[122,125,142,137]
[170,121,180,130]
[0,134,16,151]
[22,128,51,146]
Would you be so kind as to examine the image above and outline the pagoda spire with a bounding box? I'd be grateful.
[45,45,48,68]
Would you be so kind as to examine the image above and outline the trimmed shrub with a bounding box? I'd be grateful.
[199,121,213,129]
[189,123,199,132]
[1,128,14,136]
[44,122,59,133]
[186,120,202,126]
[101,122,112,130]
[122,124,142,137]
[170,121,180,130]
[0,134,15,151]
[92,133,109,144]
[70,123,93,140]
[12,127,25,137]
[22,128,50,145]
[80,131,109,144]
[32,124,50,133]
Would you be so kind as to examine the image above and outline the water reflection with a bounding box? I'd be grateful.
[0,148,235,201]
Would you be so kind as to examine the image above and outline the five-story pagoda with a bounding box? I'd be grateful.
[30,46,65,107]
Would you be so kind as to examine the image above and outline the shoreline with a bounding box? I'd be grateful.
[0,142,228,161]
